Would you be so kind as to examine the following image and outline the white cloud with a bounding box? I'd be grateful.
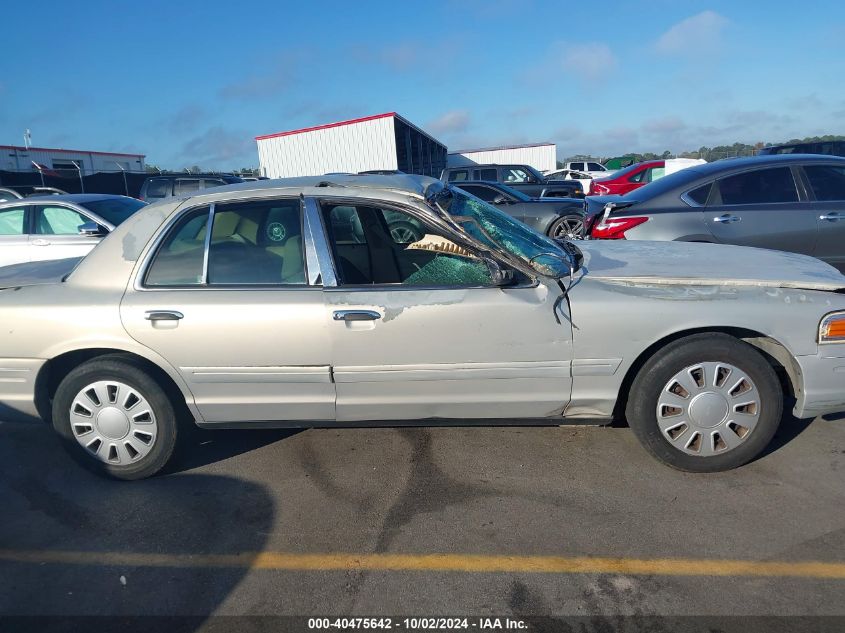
[558,42,617,78]
[655,11,729,55]
[426,110,471,135]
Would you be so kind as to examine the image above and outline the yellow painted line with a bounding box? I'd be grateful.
[0,549,844,579]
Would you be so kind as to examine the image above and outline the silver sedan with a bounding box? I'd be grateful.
[1,175,844,479]
[0,194,147,267]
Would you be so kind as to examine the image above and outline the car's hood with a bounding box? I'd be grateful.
[579,240,845,291]
[0,257,83,289]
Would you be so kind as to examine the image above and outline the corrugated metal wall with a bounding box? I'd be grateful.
[257,117,399,178]
[1,148,145,174]
[447,145,557,173]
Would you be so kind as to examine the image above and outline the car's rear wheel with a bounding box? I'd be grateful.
[626,334,782,472]
[52,356,179,480]
[548,214,585,240]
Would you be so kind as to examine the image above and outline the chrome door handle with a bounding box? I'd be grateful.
[31,238,51,246]
[713,214,741,223]
[144,310,184,321]
[332,310,381,322]
[819,212,843,222]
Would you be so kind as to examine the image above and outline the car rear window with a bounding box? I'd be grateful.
[80,198,147,226]
[717,167,798,205]
[448,170,469,182]
[144,178,171,199]
[804,164,845,201]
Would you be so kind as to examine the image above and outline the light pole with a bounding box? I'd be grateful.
[71,160,84,193]
[31,161,45,186]
[114,161,128,196]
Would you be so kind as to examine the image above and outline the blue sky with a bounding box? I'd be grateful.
[1,1,844,169]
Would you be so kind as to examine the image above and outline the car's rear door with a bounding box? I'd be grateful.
[705,166,817,255]
[0,204,31,266]
[120,196,334,424]
[31,204,102,261]
[317,197,572,422]
[801,162,845,269]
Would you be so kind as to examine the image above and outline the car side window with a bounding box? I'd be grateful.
[570,163,583,171]
[144,178,170,199]
[804,165,845,201]
[477,168,497,181]
[36,206,89,235]
[460,185,499,203]
[447,170,469,182]
[0,206,26,235]
[587,162,603,171]
[201,179,226,190]
[206,200,306,284]
[173,179,202,196]
[685,183,712,206]
[628,168,648,183]
[322,203,495,287]
[145,200,306,286]
[145,208,209,286]
[502,168,532,183]
[643,167,665,183]
[717,168,799,205]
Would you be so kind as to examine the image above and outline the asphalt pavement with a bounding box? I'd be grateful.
[1,412,843,631]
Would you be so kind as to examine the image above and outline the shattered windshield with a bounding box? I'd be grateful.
[434,187,573,278]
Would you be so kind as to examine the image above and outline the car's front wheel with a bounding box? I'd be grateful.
[626,334,782,472]
[52,356,179,480]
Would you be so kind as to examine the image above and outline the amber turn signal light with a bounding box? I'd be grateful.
[819,312,845,343]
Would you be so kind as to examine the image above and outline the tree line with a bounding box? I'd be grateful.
[561,134,845,166]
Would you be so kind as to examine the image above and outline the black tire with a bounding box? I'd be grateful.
[547,214,585,239]
[52,355,179,480]
[625,333,782,472]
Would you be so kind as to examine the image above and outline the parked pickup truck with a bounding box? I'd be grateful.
[441,164,584,198]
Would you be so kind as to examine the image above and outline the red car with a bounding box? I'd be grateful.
[589,160,666,196]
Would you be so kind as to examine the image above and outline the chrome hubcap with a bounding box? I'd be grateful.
[553,217,585,239]
[69,380,157,465]
[656,362,760,457]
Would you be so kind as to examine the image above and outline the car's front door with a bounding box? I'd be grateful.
[705,166,817,255]
[31,204,103,261]
[120,197,334,423]
[317,198,573,422]
[802,163,845,269]
[0,205,31,266]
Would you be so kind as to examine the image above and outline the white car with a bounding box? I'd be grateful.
[557,161,613,179]
[544,169,596,194]
[0,194,147,267]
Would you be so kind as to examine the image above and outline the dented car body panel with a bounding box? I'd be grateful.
[0,174,844,429]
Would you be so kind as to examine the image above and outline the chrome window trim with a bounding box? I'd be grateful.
[679,185,710,208]
[200,203,214,284]
[303,196,337,287]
